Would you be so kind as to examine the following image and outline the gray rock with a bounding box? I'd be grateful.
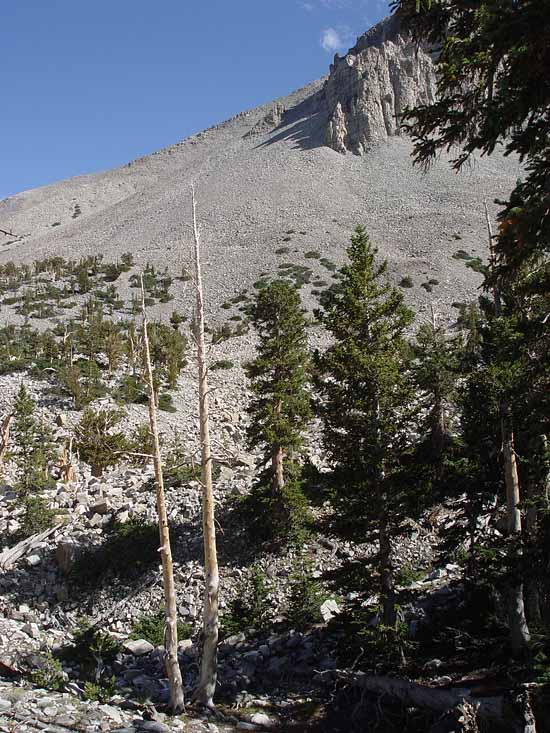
[320,598,340,622]
[325,15,436,154]
[122,639,154,656]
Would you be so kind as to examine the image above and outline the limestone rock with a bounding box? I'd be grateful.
[122,639,154,656]
[324,15,436,154]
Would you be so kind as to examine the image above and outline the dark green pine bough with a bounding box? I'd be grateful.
[246,279,312,542]
[315,226,415,627]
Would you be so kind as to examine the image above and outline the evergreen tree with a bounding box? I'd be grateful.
[74,408,130,476]
[316,227,414,626]
[12,383,55,495]
[411,309,458,486]
[246,279,312,541]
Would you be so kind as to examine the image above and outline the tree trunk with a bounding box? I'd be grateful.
[379,503,396,628]
[271,444,284,493]
[485,202,529,656]
[141,279,185,714]
[0,413,12,466]
[190,189,219,708]
[375,396,396,627]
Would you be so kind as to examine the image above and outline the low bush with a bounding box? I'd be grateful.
[221,565,274,638]
[131,609,194,646]
[399,276,414,288]
[211,359,234,370]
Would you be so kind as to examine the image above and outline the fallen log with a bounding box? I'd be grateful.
[324,670,539,733]
[0,524,62,570]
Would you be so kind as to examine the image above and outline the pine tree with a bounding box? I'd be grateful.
[74,408,130,477]
[316,226,414,626]
[412,308,458,486]
[12,383,55,495]
[246,279,312,541]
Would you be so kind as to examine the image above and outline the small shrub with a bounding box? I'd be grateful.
[28,652,65,691]
[396,564,427,587]
[16,496,56,540]
[428,278,439,285]
[131,609,194,646]
[221,565,273,638]
[465,257,486,274]
[83,677,117,703]
[158,392,176,412]
[304,250,321,259]
[320,258,337,272]
[421,282,433,292]
[452,249,473,260]
[399,276,414,288]
[211,359,234,370]
[74,408,131,476]
[286,566,326,629]
[275,247,290,255]
[283,236,292,242]
[221,301,232,309]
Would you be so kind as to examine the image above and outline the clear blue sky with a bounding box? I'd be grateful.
[0,0,390,199]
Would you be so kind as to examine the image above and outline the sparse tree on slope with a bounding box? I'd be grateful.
[246,279,312,541]
[316,226,414,627]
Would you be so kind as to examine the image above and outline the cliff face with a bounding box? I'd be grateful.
[324,15,436,154]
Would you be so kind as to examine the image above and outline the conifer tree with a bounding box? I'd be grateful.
[412,308,457,485]
[12,383,55,495]
[246,279,312,540]
[316,226,414,626]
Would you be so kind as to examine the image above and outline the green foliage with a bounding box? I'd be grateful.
[221,565,273,638]
[315,227,415,524]
[74,407,131,476]
[275,246,290,255]
[28,652,65,691]
[304,250,321,259]
[211,359,234,370]
[83,677,117,702]
[158,392,176,412]
[245,279,312,542]
[338,605,415,672]
[399,275,414,288]
[286,565,326,629]
[71,519,159,585]
[16,495,56,540]
[131,609,194,646]
[12,384,55,495]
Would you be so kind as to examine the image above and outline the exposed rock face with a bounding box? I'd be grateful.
[324,15,436,154]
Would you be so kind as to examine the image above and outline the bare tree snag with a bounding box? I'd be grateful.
[484,201,529,656]
[59,437,76,483]
[189,188,219,707]
[0,413,12,466]
[141,278,185,714]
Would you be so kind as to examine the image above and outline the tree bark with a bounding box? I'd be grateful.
[141,279,185,714]
[379,503,396,628]
[271,445,284,493]
[190,189,219,708]
[485,202,529,655]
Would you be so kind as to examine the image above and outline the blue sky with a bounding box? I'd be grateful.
[0,0,390,199]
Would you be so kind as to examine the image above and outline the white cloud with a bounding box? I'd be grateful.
[299,1,315,10]
[320,26,352,52]
[320,28,343,52]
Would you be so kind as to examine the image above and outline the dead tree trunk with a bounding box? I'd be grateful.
[190,189,219,707]
[0,413,12,466]
[484,201,529,656]
[141,279,185,714]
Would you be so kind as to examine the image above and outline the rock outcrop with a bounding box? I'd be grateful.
[324,15,436,154]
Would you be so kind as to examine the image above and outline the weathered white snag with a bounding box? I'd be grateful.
[141,279,185,713]
[189,189,219,707]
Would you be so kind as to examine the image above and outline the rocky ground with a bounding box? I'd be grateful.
[0,356,478,731]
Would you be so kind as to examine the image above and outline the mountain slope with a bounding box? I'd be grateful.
[0,18,520,323]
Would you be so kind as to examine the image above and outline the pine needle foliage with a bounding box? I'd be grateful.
[245,279,312,542]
